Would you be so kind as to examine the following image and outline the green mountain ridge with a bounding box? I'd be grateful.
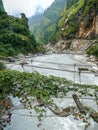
[28,13,44,34]
[30,0,67,44]
[28,13,44,26]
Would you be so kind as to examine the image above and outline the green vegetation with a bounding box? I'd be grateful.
[87,43,98,58]
[58,0,85,38]
[0,69,98,129]
[0,10,43,57]
[66,0,79,9]
[0,61,6,70]
[0,69,98,106]
[83,0,98,16]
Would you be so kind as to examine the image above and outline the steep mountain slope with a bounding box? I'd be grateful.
[0,0,5,11]
[30,0,98,45]
[57,0,98,40]
[29,13,44,26]
[30,0,67,44]
[28,5,44,28]
[28,13,44,33]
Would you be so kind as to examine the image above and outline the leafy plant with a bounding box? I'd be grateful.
[0,62,6,70]
[87,43,98,58]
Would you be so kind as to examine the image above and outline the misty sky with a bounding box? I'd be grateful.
[3,0,54,17]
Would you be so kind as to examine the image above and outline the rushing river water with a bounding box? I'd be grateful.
[5,54,98,130]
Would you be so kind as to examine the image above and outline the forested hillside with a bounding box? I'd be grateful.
[0,10,39,57]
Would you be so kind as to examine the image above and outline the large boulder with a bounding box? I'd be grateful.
[90,66,98,73]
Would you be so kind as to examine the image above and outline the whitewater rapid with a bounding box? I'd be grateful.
[5,54,98,130]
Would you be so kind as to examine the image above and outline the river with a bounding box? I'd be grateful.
[5,54,98,130]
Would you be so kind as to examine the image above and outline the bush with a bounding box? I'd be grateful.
[0,62,6,70]
[87,44,98,58]
[0,44,7,56]
[6,48,15,56]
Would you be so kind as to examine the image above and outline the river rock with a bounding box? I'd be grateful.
[6,57,16,62]
[70,39,92,52]
[19,59,28,66]
[45,43,55,54]
[17,54,26,60]
[89,55,97,62]
[90,66,98,73]
[55,40,67,52]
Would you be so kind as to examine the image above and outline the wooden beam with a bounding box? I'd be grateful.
[78,67,89,71]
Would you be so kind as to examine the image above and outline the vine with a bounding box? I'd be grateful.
[0,69,98,129]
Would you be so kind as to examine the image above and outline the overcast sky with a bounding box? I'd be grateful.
[3,0,54,17]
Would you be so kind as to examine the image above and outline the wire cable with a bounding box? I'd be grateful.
[7,63,97,74]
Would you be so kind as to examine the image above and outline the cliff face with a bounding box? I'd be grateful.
[0,0,5,11]
[59,0,98,40]
[77,4,97,39]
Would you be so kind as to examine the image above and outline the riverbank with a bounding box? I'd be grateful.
[45,39,98,66]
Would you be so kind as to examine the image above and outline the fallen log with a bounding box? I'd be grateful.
[36,98,77,117]
[73,94,86,115]
[48,106,76,117]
